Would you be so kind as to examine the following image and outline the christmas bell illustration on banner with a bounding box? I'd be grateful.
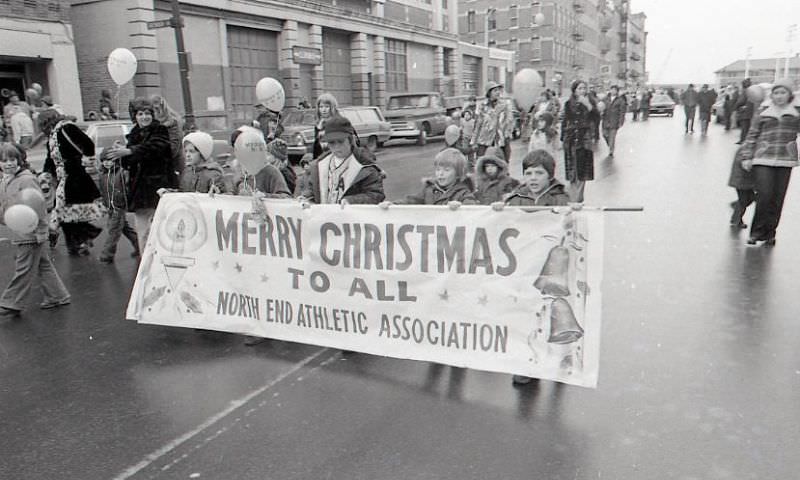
[548,298,583,344]
[534,244,571,297]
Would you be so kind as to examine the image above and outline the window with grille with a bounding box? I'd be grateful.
[467,11,476,32]
[510,5,518,28]
[488,10,496,30]
[385,39,408,92]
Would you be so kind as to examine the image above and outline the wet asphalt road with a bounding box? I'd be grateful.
[2,115,799,479]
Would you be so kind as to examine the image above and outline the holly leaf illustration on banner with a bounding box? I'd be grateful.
[143,286,167,309]
[180,291,203,313]
[438,290,449,301]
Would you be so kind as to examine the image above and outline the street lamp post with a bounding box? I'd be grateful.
[744,46,752,79]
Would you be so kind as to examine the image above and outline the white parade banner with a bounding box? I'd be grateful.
[126,193,604,387]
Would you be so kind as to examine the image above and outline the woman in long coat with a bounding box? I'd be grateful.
[561,80,595,202]
[40,110,103,256]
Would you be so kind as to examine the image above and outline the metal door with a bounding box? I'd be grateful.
[462,55,480,96]
[322,30,352,106]
[227,25,279,124]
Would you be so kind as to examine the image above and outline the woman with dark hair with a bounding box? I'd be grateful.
[313,92,342,158]
[561,79,595,202]
[740,79,800,246]
[39,110,103,256]
[108,98,172,251]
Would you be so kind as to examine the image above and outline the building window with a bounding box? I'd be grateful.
[442,14,448,32]
[467,11,476,33]
[488,66,500,83]
[442,0,447,8]
[385,39,408,91]
[510,5,518,28]
[488,9,497,30]
[510,37,518,51]
[488,39,496,47]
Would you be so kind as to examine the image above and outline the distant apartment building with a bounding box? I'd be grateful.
[459,0,646,95]
[715,57,800,89]
[0,0,83,118]
[70,0,512,129]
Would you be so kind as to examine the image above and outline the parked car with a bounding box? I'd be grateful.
[383,92,451,145]
[280,108,317,163]
[648,94,675,116]
[339,106,392,152]
[78,120,132,179]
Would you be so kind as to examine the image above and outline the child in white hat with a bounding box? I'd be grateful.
[179,131,232,194]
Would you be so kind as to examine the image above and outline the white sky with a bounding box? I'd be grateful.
[630,0,798,84]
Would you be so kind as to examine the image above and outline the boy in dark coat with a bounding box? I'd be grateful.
[474,150,519,204]
[505,149,569,207]
[96,149,139,263]
[397,148,477,206]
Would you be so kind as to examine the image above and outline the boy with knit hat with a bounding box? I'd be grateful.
[474,147,519,204]
[179,131,232,194]
[504,149,569,207]
[396,148,477,206]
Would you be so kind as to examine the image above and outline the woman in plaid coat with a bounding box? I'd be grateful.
[740,79,800,246]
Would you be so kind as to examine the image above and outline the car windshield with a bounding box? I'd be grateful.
[93,126,127,148]
[652,95,672,104]
[282,111,316,125]
[387,95,430,110]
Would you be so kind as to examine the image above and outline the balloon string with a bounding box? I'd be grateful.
[116,84,121,120]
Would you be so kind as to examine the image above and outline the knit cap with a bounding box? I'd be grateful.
[434,148,467,179]
[266,139,288,162]
[182,131,214,161]
[773,78,795,93]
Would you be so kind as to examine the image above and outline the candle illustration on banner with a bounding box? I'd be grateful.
[155,197,208,316]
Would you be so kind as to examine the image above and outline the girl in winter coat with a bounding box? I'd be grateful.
[740,79,800,246]
[528,111,559,155]
[396,148,477,206]
[474,149,519,204]
[0,143,70,318]
[108,98,173,251]
[313,93,343,159]
[96,149,139,263]
[561,80,596,203]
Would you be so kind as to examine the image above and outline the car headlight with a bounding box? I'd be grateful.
[293,132,304,146]
[407,121,416,129]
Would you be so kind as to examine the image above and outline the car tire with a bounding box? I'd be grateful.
[416,130,427,146]
[367,136,378,152]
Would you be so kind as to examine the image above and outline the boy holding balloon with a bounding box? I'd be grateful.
[0,142,70,318]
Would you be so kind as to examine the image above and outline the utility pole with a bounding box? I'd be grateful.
[171,0,195,131]
[146,0,195,130]
[744,46,752,79]
[785,24,797,79]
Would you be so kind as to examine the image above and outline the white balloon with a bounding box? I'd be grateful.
[512,68,544,112]
[234,127,268,175]
[255,77,285,112]
[107,48,138,86]
[4,204,39,235]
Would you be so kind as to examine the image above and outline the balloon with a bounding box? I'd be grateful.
[32,83,43,95]
[746,85,764,104]
[597,101,606,113]
[444,125,461,146]
[25,88,39,102]
[234,126,268,175]
[107,48,138,86]
[19,188,45,211]
[512,68,544,112]
[255,77,285,112]
[3,204,39,235]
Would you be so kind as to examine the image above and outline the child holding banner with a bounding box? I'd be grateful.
[474,148,519,205]
[393,148,477,207]
[503,149,570,208]
[179,131,233,195]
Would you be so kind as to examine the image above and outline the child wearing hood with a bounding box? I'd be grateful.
[504,149,569,207]
[179,131,232,194]
[474,148,519,204]
[396,148,477,206]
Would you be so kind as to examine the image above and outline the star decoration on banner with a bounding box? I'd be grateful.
[212,260,220,270]
[478,295,488,306]
[260,274,269,283]
[234,263,243,273]
[438,289,449,301]
[508,295,519,303]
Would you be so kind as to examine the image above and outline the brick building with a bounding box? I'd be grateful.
[0,0,83,118]
[71,0,510,130]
